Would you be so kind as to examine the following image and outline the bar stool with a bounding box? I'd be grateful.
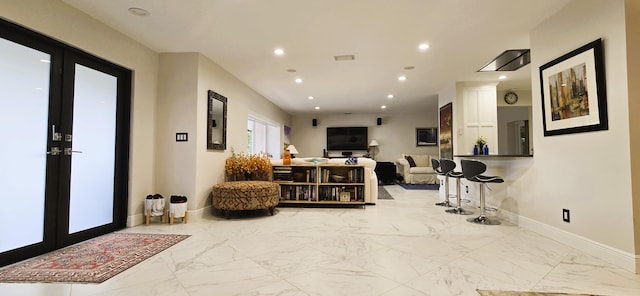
[439,159,473,215]
[432,158,451,207]
[461,159,503,225]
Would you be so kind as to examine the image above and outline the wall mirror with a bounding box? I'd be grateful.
[207,90,227,150]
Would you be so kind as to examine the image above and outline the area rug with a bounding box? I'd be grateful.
[0,232,190,284]
[476,289,603,296]
[399,183,439,190]
[377,186,394,200]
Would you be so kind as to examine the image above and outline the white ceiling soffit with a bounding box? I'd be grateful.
[62,0,571,114]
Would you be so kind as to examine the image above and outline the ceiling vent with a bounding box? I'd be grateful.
[478,49,530,72]
[334,55,355,61]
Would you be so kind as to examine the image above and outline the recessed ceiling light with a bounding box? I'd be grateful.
[286,69,297,73]
[387,94,394,99]
[404,66,415,70]
[381,105,387,109]
[128,7,150,17]
[398,76,407,81]
[295,78,302,84]
[314,106,320,110]
[419,43,430,51]
[499,75,507,80]
[308,96,314,100]
[274,48,284,56]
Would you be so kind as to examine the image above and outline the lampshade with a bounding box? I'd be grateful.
[369,140,379,147]
[286,145,299,155]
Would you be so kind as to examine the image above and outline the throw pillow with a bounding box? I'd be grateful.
[405,155,417,167]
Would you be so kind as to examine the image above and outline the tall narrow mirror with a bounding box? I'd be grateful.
[207,90,227,150]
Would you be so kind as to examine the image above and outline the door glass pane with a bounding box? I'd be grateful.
[68,64,117,234]
[0,38,50,252]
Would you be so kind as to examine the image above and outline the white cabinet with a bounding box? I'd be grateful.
[462,84,498,154]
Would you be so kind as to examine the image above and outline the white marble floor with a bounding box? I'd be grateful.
[2,185,640,296]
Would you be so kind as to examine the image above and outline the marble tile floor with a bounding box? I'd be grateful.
[2,185,640,296]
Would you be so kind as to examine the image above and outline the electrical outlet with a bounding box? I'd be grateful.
[562,209,570,223]
[465,186,469,193]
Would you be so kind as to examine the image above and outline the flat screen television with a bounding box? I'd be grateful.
[326,127,368,151]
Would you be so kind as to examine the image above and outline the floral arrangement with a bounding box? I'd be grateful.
[476,136,487,147]
[225,149,272,181]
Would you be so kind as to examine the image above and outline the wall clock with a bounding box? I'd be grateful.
[504,91,518,105]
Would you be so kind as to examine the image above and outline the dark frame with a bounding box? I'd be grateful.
[207,90,227,150]
[539,39,607,136]
[439,103,453,159]
[416,127,437,146]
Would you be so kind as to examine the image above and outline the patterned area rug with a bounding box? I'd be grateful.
[476,289,603,296]
[399,183,439,190]
[377,186,394,200]
[0,232,190,284]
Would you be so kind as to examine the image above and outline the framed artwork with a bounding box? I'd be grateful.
[539,39,607,136]
[416,127,437,146]
[439,103,453,159]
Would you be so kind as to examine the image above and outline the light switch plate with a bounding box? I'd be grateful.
[176,133,188,142]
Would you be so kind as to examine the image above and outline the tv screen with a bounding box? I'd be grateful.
[326,127,368,150]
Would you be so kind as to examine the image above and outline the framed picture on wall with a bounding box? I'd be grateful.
[439,103,453,159]
[539,38,608,136]
[416,128,437,146]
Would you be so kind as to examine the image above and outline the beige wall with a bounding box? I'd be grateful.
[526,0,635,269]
[155,53,199,207]
[290,110,440,163]
[0,0,160,226]
[195,54,291,213]
[624,0,640,271]
[155,53,293,216]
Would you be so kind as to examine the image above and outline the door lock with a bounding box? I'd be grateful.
[47,147,62,155]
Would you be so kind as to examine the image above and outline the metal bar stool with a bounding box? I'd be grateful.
[461,159,503,225]
[439,159,473,215]
[432,158,451,207]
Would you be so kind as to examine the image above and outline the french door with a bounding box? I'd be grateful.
[0,20,131,267]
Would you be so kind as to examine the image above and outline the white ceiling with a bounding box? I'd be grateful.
[62,0,571,115]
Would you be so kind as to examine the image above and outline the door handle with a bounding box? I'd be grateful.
[47,147,62,155]
[51,125,62,142]
[64,148,83,156]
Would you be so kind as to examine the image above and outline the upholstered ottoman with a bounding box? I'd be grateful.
[212,181,279,219]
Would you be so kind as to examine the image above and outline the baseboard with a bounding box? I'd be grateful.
[126,206,210,227]
[500,210,638,273]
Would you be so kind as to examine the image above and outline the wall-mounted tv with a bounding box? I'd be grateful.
[326,127,368,151]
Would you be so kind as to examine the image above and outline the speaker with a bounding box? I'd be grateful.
[312,118,317,126]
[377,117,382,126]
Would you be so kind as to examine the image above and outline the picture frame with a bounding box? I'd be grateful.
[416,127,437,147]
[539,39,607,137]
[439,103,453,159]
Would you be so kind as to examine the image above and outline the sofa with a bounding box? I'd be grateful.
[396,154,438,184]
[271,157,378,204]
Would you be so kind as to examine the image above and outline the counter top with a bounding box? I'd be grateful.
[454,154,533,158]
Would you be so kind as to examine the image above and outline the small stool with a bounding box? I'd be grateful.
[461,159,504,225]
[168,195,188,224]
[432,158,452,207]
[439,159,473,215]
[144,195,166,225]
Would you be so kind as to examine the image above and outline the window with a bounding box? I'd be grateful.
[247,114,281,158]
